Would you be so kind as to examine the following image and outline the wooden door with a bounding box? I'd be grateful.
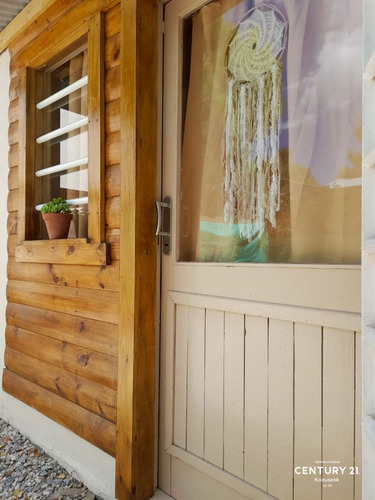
[159,1,362,499]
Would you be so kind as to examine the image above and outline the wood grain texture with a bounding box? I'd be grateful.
[105,67,120,102]
[1,0,76,54]
[8,167,18,191]
[174,305,188,449]
[322,328,355,500]
[8,257,119,291]
[205,309,224,468]
[106,165,121,197]
[268,319,294,500]
[244,315,268,491]
[10,0,107,70]
[9,78,18,101]
[106,131,120,166]
[8,121,18,146]
[106,228,119,261]
[7,302,118,356]
[223,312,244,479]
[16,67,26,242]
[9,144,18,168]
[7,279,119,324]
[5,347,117,422]
[106,99,120,134]
[116,0,158,498]
[17,67,44,242]
[8,0,79,60]
[5,0,122,473]
[6,324,117,390]
[105,33,120,70]
[8,235,17,257]
[9,99,18,124]
[294,323,322,500]
[7,190,18,213]
[186,307,205,458]
[3,370,116,456]
[7,213,18,236]
[88,11,105,243]
[106,196,120,229]
[15,240,110,266]
[105,3,120,38]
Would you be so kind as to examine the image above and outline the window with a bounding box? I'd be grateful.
[35,46,89,239]
[178,1,362,265]
[16,13,108,266]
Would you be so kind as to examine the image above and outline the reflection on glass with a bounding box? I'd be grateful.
[36,49,88,239]
[179,0,362,264]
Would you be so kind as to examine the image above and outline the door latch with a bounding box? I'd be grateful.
[156,196,172,255]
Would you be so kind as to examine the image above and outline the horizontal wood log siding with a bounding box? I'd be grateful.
[4,1,121,456]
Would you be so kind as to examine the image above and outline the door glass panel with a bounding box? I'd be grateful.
[178,0,362,264]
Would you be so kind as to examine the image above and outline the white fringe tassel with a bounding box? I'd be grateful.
[223,61,282,240]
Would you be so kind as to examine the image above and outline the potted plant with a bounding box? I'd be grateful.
[40,197,73,239]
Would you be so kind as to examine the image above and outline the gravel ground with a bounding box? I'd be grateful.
[0,418,102,499]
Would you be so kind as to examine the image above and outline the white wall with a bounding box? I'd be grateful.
[0,49,116,500]
[363,1,375,499]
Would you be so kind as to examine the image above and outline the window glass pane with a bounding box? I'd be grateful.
[179,0,362,264]
[35,49,88,239]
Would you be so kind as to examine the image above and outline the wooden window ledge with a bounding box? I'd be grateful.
[15,239,111,266]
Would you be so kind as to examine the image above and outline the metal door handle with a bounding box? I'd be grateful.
[156,200,170,236]
[156,196,172,255]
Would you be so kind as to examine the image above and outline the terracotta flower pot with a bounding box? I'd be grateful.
[42,212,73,239]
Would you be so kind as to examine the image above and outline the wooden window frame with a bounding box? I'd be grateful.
[15,12,109,266]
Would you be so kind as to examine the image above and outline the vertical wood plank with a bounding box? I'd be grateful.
[117,0,158,498]
[244,315,268,490]
[322,328,354,500]
[159,295,175,493]
[224,312,244,478]
[204,309,224,468]
[88,11,105,242]
[186,306,205,458]
[294,323,322,500]
[17,69,26,242]
[174,305,188,448]
[17,68,43,241]
[355,331,362,500]
[268,319,294,500]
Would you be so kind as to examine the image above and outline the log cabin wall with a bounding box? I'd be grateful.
[3,0,121,458]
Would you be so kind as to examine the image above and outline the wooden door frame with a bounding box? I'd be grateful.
[0,0,159,497]
[117,0,159,499]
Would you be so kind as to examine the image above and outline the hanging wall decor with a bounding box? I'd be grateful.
[223,5,288,240]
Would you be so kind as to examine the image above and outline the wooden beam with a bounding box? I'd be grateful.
[116,0,158,498]
[0,0,60,54]
[88,11,105,243]
[0,0,120,55]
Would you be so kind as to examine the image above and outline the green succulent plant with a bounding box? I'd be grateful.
[40,197,72,214]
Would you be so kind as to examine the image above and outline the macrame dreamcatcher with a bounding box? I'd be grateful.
[223,5,288,240]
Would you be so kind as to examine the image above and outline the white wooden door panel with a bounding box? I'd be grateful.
[268,319,294,500]
[355,331,362,500]
[186,307,205,457]
[223,312,245,478]
[204,309,224,468]
[322,328,355,500]
[244,315,268,491]
[174,305,188,449]
[294,323,322,500]
[160,1,362,499]
[161,292,361,499]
